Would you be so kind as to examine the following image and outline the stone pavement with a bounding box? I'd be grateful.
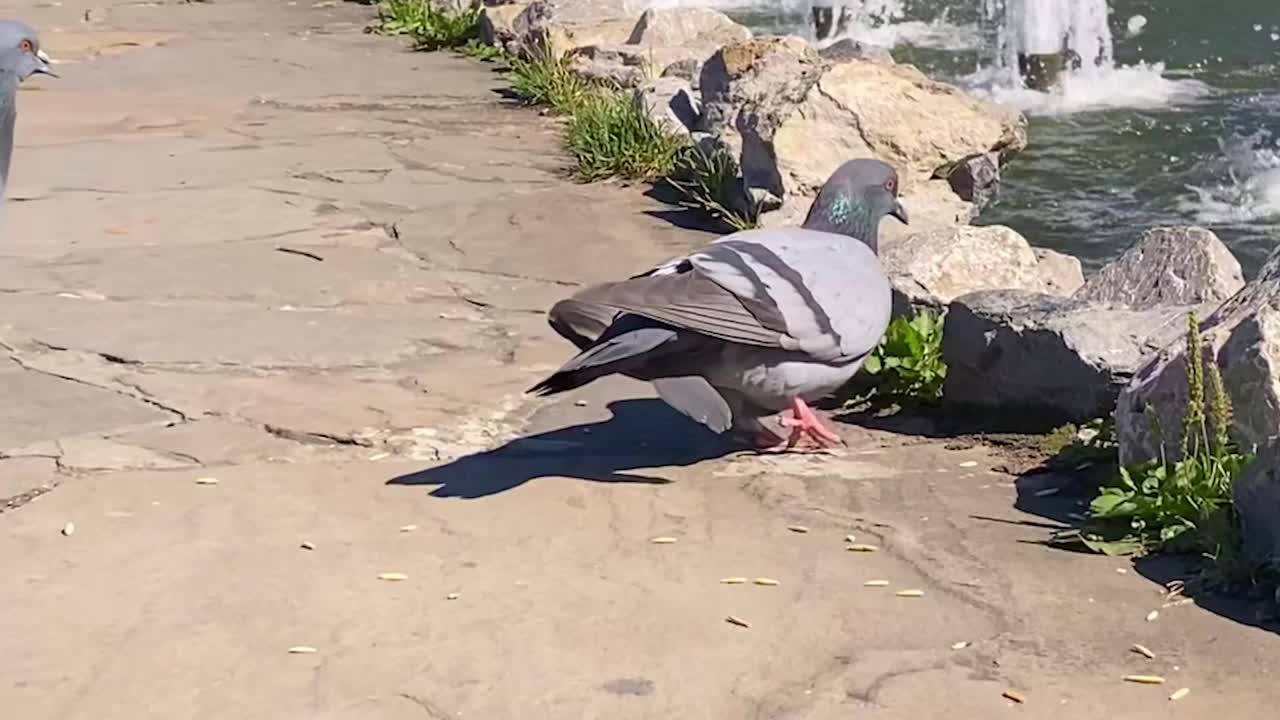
[0,2,1277,718]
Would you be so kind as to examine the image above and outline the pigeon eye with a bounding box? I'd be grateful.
[884,178,897,194]
[18,39,31,53]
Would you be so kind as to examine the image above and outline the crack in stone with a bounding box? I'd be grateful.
[263,423,375,448]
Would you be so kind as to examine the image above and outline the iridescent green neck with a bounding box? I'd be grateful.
[802,194,881,254]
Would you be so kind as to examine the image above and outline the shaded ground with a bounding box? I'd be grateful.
[1,2,1277,718]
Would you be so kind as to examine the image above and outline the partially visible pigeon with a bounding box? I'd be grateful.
[530,159,908,451]
[0,21,55,203]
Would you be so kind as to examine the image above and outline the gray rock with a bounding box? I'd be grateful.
[511,0,635,59]
[566,44,649,88]
[818,38,894,65]
[478,2,528,48]
[661,58,701,88]
[625,7,752,48]
[632,77,700,135]
[942,290,1202,425]
[945,152,1000,208]
[1075,226,1245,310]
[1235,439,1280,567]
[880,225,1083,316]
[1116,245,1280,466]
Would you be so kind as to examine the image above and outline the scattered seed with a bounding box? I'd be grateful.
[573,400,588,407]
[399,524,418,533]
[378,572,409,581]
[844,534,857,543]
[1123,675,1166,685]
[1162,598,1193,609]
[753,577,780,586]
[895,589,925,597]
[194,477,219,485]
[846,543,879,552]
[1169,687,1190,701]
[1146,610,1160,622]
[958,460,978,468]
[863,579,890,587]
[446,593,460,600]
[650,536,678,544]
[1033,487,1061,497]
[300,541,316,551]
[368,452,391,461]
[951,641,970,650]
[1002,690,1026,704]
[1131,643,1155,659]
[787,525,810,534]
[720,577,748,584]
[61,522,75,537]
[287,646,318,654]
[1116,568,1128,574]
[725,615,750,628]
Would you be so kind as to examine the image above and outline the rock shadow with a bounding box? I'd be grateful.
[1005,466,1280,635]
[387,398,738,499]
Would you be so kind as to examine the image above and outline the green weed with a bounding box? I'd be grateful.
[1053,312,1255,579]
[507,46,595,113]
[860,310,948,403]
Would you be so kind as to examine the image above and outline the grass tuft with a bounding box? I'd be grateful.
[565,92,687,182]
[373,0,479,51]
[507,46,595,113]
[665,145,759,231]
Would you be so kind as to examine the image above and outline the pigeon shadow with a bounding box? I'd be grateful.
[386,398,739,499]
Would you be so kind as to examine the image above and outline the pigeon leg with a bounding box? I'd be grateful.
[779,398,844,447]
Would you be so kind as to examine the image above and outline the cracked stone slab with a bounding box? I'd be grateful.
[56,436,198,473]
[1,295,498,367]
[0,366,172,451]
[111,418,317,467]
[0,457,60,501]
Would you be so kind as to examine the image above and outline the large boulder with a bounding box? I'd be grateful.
[1116,245,1280,466]
[510,0,637,58]
[478,2,530,52]
[1074,226,1245,309]
[942,291,1204,425]
[1234,440,1280,567]
[698,40,1028,226]
[880,225,1083,315]
[565,7,752,88]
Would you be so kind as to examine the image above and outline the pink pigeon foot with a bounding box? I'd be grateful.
[749,398,844,453]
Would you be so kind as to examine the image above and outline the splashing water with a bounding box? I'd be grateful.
[1181,131,1280,225]
[968,0,1211,115]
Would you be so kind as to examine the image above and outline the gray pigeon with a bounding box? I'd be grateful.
[530,159,908,451]
[0,21,55,203]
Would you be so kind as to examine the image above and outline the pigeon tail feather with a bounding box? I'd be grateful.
[528,316,681,396]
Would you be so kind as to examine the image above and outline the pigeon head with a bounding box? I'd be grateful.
[0,21,54,81]
[801,159,908,253]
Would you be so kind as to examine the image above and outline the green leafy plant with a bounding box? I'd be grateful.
[665,145,759,231]
[860,310,948,402]
[507,46,595,114]
[373,0,480,51]
[564,92,687,182]
[1054,312,1255,572]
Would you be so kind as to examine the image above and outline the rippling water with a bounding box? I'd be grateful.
[718,0,1280,275]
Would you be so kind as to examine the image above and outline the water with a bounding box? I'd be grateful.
[708,0,1280,275]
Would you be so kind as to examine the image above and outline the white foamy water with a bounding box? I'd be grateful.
[969,62,1213,115]
[965,0,1213,115]
[1181,132,1280,225]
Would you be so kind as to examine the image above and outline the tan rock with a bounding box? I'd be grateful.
[879,225,1083,313]
[1074,226,1244,310]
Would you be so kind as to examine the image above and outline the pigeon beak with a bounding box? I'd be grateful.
[890,199,909,225]
[33,49,58,78]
